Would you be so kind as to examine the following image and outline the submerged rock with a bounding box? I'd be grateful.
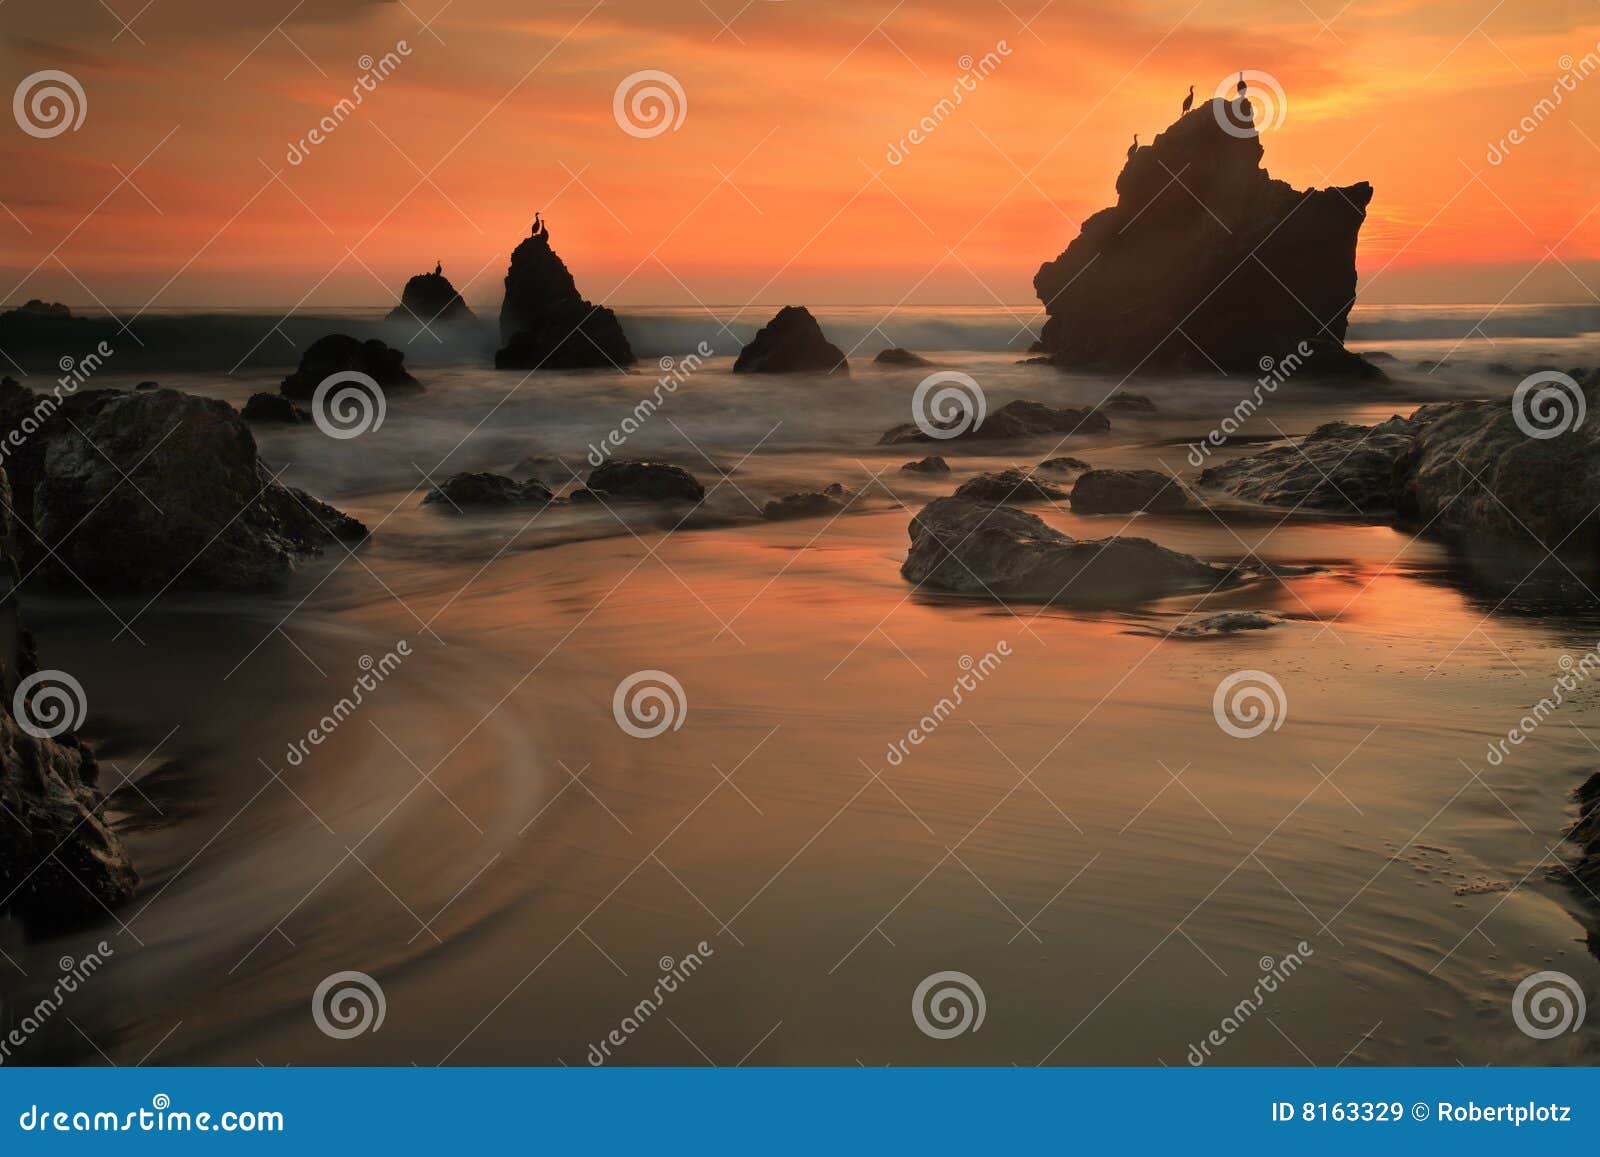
[763,483,850,521]
[496,219,636,370]
[878,399,1111,445]
[1106,392,1158,413]
[733,306,848,375]
[388,266,476,326]
[423,472,553,509]
[241,392,307,424]
[1037,456,1092,474]
[0,465,137,929]
[1166,610,1283,638]
[900,456,951,474]
[281,334,417,400]
[1198,416,1421,514]
[953,469,1067,503]
[574,459,704,503]
[873,347,932,367]
[901,496,1235,604]
[0,381,366,590]
[1034,100,1383,379]
[1071,468,1190,514]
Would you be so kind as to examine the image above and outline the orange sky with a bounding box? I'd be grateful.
[1,0,1598,311]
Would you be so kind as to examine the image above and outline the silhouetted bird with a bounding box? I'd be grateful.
[1127,133,1138,160]
[532,212,546,238]
[1236,71,1247,96]
[1181,84,1194,113]
[434,260,442,276]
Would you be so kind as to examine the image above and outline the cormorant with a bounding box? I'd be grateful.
[1127,133,1138,160]
[434,260,442,276]
[1236,71,1247,96]
[1181,84,1194,114]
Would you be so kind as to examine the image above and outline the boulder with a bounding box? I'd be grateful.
[1037,456,1092,474]
[1033,100,1384,379]
[900,456,950,474]
[0,464,137,930]
[1106,392,1157,413]
[495,219,635,370]
[241,392,307,424]
[763,483,850,521]
[0,381,366,591]
[1071,468,1190,514]
[574,459,704,503]
[901,497,1235,604]
[387,267,476,325]
[878,398,1111,445]
[733,307,847,375]
[281,334,417,400]
[422,472,553,509]
[873,347,932,367]
[1167,610,1282,638]
[134,380,159,391]
[953,469,1067,502]
[1197,415,1420,514]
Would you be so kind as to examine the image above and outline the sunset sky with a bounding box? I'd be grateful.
[1,0,1597,311]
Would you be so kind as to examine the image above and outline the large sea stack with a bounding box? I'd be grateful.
[495,219,636,371]
[1033,99,1381,379]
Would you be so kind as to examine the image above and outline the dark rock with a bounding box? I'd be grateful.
[873,347,932,367]
[1037,456,1092,473]
[0,464,137,930]
[1071,468,1190,514]
[901,497,1236,604]
[241,392,306,424]
[878,398,1111,445]
[1017,357,1053,365]
[763,483,850,521]
[1198,415,1421,514]
[900,456,950,474]
[0,381,366,591]
[1034,100,1383,380]
[953,469,1067,503]
[733,306,847,375]
[387,268,475,325]
[1105,392,1157,413]
[134,380,159,391]
[577,459,704,503]
[1364,350,1397,362]
[1026,339,1046,353]
[423,472,553,510]
[1167,610,1282,638]
[495,219,635,370]
[281,334,418,400]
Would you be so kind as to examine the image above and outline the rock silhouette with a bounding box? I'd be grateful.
[733,307,848,375]
[878,399,1110,445]
[0,462,137,929]
[387,268,476,326]
[495,220,636,370]
[0,381,366,591]
[1034,99,1382,379]
[282,334,418,399]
